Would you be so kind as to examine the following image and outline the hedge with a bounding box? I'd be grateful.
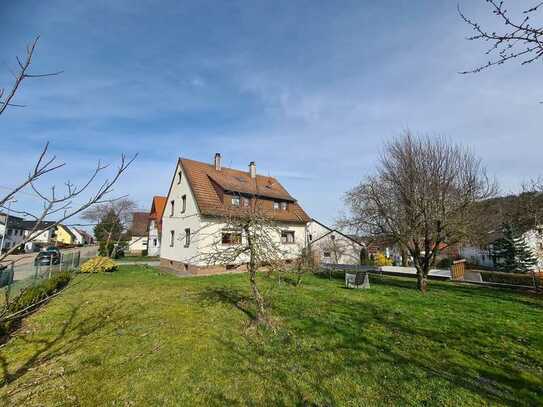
[480,271,543,286]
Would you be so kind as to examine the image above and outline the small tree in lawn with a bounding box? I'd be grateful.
[344,131,496,292]
[191,194,287,328]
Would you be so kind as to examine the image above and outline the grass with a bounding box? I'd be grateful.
[0,266,542,406]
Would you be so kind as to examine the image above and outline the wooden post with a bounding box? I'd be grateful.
[450,259,466,281]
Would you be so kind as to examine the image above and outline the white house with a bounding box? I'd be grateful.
[147,196,166,256]
[460,227,543,270]
[128,212,149,255]
[160,153,311,274]
[307,219,366,265]
[0,214,26,253]
[21,221,58,252]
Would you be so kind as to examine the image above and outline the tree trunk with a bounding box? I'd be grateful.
[415,263,428,293]
[246,227,269,327]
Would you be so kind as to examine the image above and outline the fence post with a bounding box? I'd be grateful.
[71,251,75,269]
[48,255,52,279]
[60,253,63,272]
[5,261,14,301]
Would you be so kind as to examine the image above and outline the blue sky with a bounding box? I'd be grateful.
[1,0,542,226]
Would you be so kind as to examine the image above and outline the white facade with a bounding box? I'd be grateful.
[0,216,25,252]
[147,220,161,256]
[160,161,308,268]
[128,236,148,255]
[459,245,494,268]
[68,227,85,245]
[307,220,364,265]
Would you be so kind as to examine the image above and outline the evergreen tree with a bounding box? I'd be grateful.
[492,223,517,273]
[514,234,538,273]
[93,209,123,242]
[492,223,538,273]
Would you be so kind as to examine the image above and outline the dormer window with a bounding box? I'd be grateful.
[232,196,240,207]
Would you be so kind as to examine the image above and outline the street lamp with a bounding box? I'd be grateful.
[0,199,17,255]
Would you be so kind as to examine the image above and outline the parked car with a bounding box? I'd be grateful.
[34,250,61,266]
[43,246,61,256]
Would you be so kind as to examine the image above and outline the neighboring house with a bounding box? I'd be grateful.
[0,214,26,253]
[55,224,78,245]
[147,196,167,256]
[461,227,543,270]
[128,212,150,255]
[307,219,366,265]
[21,221,58,252]
[77,229,95,245]
[68,227,85,245]
[160,153,311,274]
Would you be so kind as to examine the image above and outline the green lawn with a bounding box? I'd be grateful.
[1,266,542,406]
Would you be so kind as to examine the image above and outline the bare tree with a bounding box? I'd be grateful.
[344,132,496,292]
[0,39,136,262]
[189,194,290,328]
[459,1,543,74]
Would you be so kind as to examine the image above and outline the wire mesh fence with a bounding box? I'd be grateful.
[0,246,98,298]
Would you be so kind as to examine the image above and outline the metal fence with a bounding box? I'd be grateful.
[0,246,98,297]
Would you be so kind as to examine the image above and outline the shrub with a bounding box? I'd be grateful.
[480,271,543,286]
[80,256,118,273]
[99,241,115,257]
[7,271,71,314]
[436,258,453,269]
[374,252,393,267]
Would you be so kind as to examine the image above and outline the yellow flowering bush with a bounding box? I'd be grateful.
[374,252,393,267]
[80,256,118,273]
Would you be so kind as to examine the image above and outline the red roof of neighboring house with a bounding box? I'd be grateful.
[150,196,167,221]
[176,158,311,224]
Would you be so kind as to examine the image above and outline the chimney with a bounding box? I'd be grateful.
[214,153,221,171]
[249,161,256,178]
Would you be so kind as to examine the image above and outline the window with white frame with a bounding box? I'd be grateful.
[184,228,190,247]
[281,230,295,244]
[231,196,240,207]
[242,197,250,207]
[273,201,280,210]
[280,202,288,211]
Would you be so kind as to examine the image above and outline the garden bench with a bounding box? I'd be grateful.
[345,271,370,289]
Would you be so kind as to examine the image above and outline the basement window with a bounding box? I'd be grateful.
[222,231,242,245]
[281,230,295,244]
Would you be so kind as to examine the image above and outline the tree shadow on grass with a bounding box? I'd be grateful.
[0,297,140,404]
[197,287,256,321]
[201,282,542,406]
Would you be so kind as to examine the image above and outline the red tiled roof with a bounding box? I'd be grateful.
[179,158,310,224]
[150,196,167,221]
